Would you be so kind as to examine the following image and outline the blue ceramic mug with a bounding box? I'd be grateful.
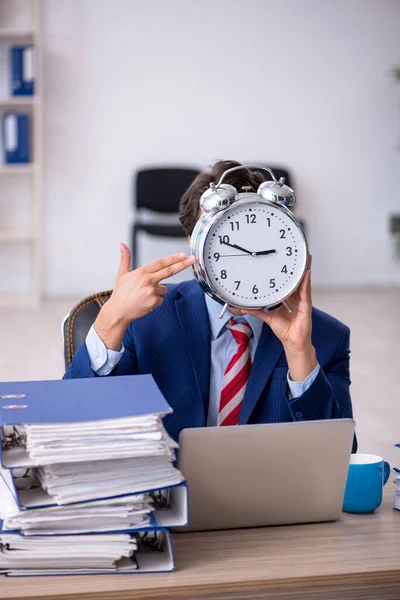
[343,453,390,514]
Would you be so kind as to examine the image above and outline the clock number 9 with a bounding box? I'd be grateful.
[213,252,220,262]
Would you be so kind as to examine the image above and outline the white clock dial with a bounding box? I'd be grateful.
[203,200,308,309]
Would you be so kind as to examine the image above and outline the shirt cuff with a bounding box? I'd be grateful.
[287,363,320,399]
[85,324,124,376]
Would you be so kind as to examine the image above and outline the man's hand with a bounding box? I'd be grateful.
[241,255,317,382]
[94,243,195,351]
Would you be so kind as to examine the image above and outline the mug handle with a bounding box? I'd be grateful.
[383,461,391,485]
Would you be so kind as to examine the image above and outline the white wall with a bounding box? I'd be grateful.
[42,0,400,295]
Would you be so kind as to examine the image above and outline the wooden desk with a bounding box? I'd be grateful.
[1,491,400,600]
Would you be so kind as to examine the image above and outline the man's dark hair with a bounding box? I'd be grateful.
[178,160,266,236]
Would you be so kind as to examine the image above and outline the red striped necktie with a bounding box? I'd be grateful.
[218,318,253,426]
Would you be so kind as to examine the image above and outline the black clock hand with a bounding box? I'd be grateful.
[254,249,277,256]
[221,241,253,255]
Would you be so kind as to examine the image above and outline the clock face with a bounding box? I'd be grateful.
[202,199,308,308]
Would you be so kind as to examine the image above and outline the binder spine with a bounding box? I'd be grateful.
[1,113,32,164]
[10,46,35,96]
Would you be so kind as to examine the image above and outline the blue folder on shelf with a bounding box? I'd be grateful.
[1,113,31,164]
[10,45,35,96]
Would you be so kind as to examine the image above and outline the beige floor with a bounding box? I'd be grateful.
[0,288,399,468]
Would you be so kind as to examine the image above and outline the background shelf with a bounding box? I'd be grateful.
[0,228,35,242]
[0,0,42,306]
[0,164,35,173]
[0,96,36,106]
[0,29,34,41]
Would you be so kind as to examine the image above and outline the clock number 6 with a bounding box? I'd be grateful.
[252,285,259,294]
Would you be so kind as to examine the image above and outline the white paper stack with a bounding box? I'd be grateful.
[18,415,183,506]
[4,493,154,535]
[0,533,140,574]
[24,415,176,464]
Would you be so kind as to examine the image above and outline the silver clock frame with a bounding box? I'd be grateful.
[190,193,309,315]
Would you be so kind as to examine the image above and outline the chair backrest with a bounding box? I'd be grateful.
[135,167,200,213]
[62,291,112,370]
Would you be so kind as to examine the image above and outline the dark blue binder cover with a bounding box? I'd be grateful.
[0,375,172,426]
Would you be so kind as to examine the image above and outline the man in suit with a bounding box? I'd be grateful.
[64,161,356,451]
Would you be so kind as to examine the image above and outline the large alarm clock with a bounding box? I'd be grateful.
[190,165,308,317]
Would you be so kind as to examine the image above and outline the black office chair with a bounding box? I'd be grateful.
[62,291,112,370]
[132,167,200,269]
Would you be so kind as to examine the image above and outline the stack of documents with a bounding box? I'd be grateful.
[4,493,154,535]
[0,375,188,576]
[25,414,176,463]
[0,533,141,575]
[393,443,400,511]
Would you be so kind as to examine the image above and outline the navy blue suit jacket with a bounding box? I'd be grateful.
[64,280,356,451]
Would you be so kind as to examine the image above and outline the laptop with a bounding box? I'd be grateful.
[177,419,355,532]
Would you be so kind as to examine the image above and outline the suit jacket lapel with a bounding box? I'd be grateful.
[175,281,211,422]
[239,324,284,424]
